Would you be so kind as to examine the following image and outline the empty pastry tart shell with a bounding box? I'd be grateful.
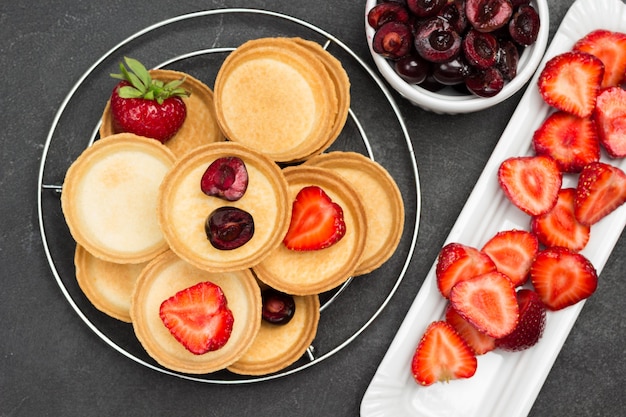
[74,244,148,323]
[290,38,351,158]
[61,133,176,264]
[213,37,340,163]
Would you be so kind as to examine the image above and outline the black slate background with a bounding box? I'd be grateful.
[2,1,625,416]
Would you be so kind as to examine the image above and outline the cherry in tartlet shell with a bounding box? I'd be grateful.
[158,142,290,272]
[228,288,320,376]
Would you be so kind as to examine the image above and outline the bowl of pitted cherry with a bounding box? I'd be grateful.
[365,0,549,114]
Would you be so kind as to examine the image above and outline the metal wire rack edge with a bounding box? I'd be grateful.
[37,7,421,384]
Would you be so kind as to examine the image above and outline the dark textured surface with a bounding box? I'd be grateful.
[2,1,625,416]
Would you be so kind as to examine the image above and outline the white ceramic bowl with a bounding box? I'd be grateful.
[365,0,549,114]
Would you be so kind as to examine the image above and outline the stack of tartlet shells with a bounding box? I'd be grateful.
[60,37,404,377]
[213,37,350,163]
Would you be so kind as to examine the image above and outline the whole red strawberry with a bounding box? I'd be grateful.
[109,57,189,143]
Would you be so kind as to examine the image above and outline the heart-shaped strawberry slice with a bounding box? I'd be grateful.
[283,185,346,251]
[159,281,234,355]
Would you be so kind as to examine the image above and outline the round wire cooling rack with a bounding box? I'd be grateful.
[37,8,421,384]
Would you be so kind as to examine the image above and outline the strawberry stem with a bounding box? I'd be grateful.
[110,56,190,103]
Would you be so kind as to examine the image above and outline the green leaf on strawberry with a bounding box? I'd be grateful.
[111,56,189,104]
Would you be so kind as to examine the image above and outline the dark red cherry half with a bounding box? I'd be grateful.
[367,2,411,29]
[509,4,540,46]
[466,0,513,33]
[372,21,413,60]
[261,289,296,325]
[414,17,462,63]
[200,156,248,201]
[465,66,505,97]
[463,29,499,69]
[205,206,254,250]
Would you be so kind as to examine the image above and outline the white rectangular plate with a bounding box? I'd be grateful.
[360,0,626,416]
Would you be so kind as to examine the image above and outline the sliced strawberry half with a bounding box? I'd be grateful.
[530,247,598,311]
[435,242,496,298]
[594,86,626,158]
[445,304,496,355]
[531,188,590,252]
[498,155,562,216]
[159,281,234,355]
[449,271,519,339]
[537,51,604,117]
[283,186,346,251]
[532,111,600,173]
[575,161,626,226]
[573,29,626,88]
[495,289,547,352]
[481,229,539,287]
[411,321,477,386]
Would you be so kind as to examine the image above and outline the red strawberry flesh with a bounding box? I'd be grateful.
[449,271,519,339]
[445,304,495,355]
[575,161,626,226]
[530,247,598,311]
[435,242,496,298]
[481,229,538,287]
[498,155,562,216]
[537,51,604,118]
[159,281,234,355]
[411,321,477,386]
[573,29,626,88]
[531,188,590,252]
[532,111,600,173]
[594,87,626,158]
[283,186,346,251]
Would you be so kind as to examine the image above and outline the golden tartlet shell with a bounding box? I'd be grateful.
[228,291,320,376]
[291,38,351,157]
[158,142,291,272]
[61,133,176,264]
[305,151,404,275]
[213,37,338,163]
[130,250,261,374]
[100,69,224,158]
[74,244,148,323]
[253,165,367,295]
